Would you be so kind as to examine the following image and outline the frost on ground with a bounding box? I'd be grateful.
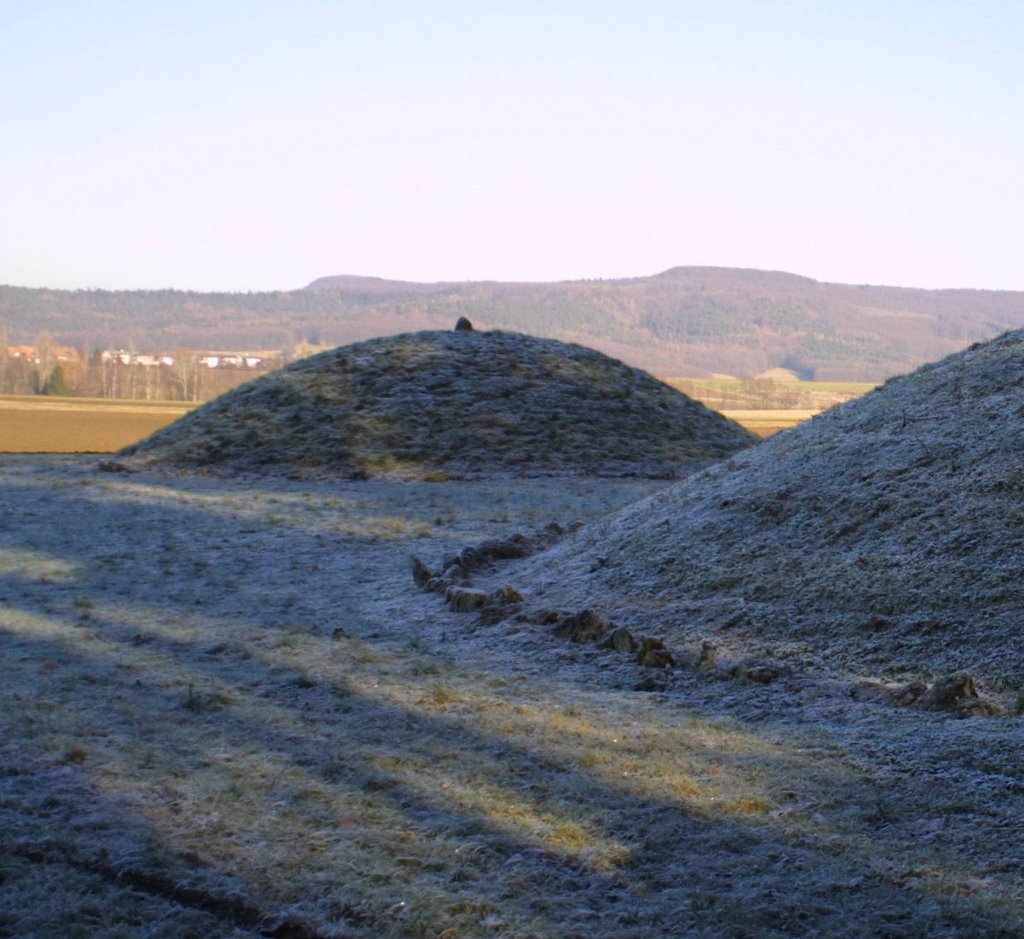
[118,327,755,480]
[2,448,1024,937]
[509,329,1024,689]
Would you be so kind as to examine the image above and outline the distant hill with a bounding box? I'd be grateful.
[5,267,1024,380]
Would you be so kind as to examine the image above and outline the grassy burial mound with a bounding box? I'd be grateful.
[505,330,1024,685]
[119,325,756,478]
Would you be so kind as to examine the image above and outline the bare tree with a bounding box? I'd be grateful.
[0,325,7,393]
[33,331,56,392]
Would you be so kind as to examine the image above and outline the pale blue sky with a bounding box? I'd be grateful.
[2,1,1022,291]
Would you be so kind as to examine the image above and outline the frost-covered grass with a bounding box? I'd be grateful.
[120,329,756,479]
[2,456,1024,937]
[525,330,1024,686]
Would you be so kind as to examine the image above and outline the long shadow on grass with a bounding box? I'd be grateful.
[7,606,1005,939]
[0,465,1022,937]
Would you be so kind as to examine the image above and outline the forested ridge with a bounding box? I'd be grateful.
[4,266,1024,380]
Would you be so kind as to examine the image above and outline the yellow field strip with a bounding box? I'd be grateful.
[0,395,197,416]
[721,409,820,422]
[0,396,822,454]
[0,396,198,453]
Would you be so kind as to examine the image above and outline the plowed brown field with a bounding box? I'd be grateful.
[0,396,196,452]
[0,394,804,454]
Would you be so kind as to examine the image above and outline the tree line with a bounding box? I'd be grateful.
[0,330,283,402]
[6,269,1024,384]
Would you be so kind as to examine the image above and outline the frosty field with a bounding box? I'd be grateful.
[2,457,1022,937]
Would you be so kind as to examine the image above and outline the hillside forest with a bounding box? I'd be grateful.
[3,267,1024,397]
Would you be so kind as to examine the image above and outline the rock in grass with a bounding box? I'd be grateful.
[605,626,640,653]
[918,672,979,711]
[891,680,928,706]
[850,682,892,704]
[640,649,674,668]
[850,679,927,706]
[732,660,789,684]
[445,535,534,574]
[638,641,675,668]
[411,556,434,589]
[677,639,719,671]
[490,585,524,606]
[635,671,670,692]
[478,585,526,626]
[553,609,610,643]
[697,640,718,671]
[851,677,995,714]
[533,609,567,626]
[446,586,489,612]
[917,672,1000,716]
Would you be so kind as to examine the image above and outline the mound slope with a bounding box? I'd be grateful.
[120,327,755,478]
[515,330,1024,683]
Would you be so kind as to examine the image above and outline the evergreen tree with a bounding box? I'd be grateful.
[42,363,69,396]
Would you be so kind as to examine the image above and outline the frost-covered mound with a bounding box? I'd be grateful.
[521,330,1024,683]
[120,328,755,478]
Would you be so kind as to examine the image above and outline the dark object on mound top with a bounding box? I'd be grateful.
[119,328,756,479]
[454,316,474,331]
